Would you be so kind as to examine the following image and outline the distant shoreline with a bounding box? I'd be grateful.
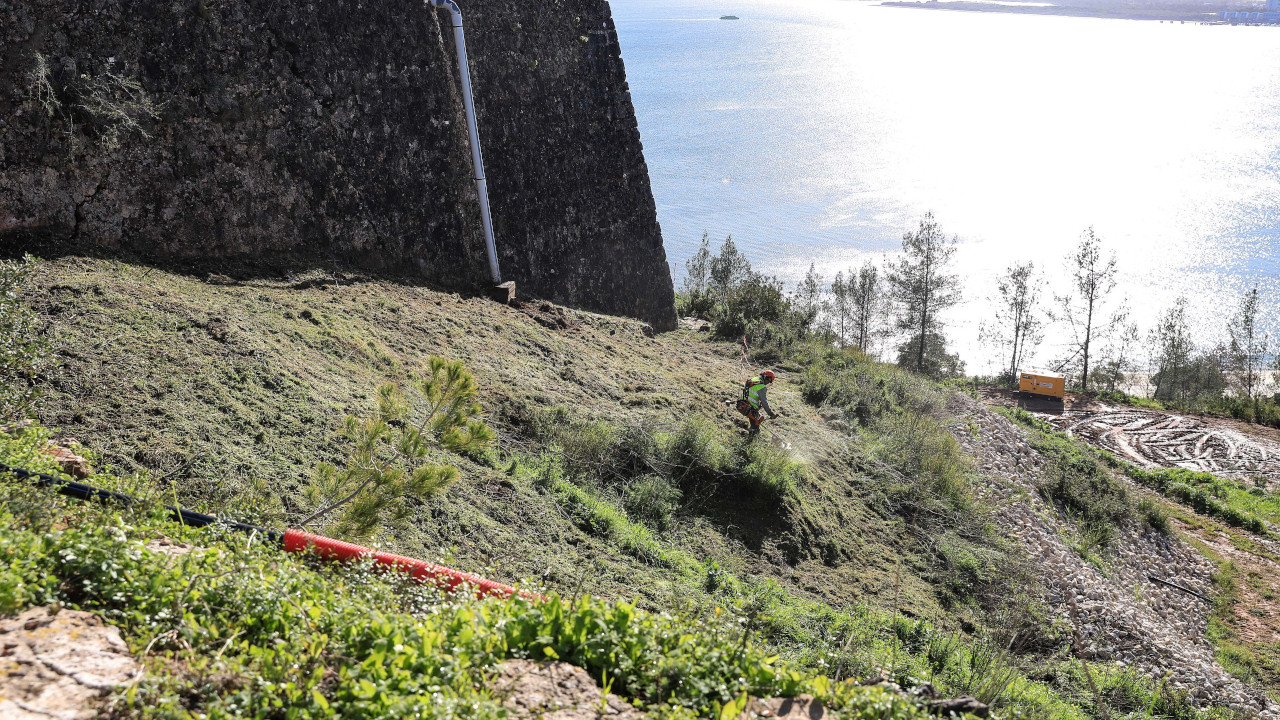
[877,1,1220,23]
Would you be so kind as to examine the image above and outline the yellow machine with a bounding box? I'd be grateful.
[1018,371,1065,401]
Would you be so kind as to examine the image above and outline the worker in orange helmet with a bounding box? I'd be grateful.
[735,370,779,437]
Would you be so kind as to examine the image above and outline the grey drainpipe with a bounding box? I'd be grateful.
[427,0,502,285]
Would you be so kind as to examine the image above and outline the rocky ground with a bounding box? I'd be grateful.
[951,396,1275,717]
[0,605,138,719]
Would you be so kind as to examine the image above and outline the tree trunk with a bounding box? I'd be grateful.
[1082,295,1095,393]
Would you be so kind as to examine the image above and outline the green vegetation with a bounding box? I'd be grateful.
[8,256,1260,720]
[1032,429,1134,547]
[1188,543,1280,697]
[3,423,1232,720]
[1091,388,1280,432]
[1121,467,1271,536]
[678,233,809,342]
[541,414,800,505]
[0,428,854,719]
[1001,398,1272,539]
[0,255,51,424]
[799,349,1032,615]
[994,407,1141,548]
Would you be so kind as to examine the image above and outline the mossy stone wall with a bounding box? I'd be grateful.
[0,0,676,330]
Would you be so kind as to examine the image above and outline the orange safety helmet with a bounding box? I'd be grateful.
[762,370,775,382]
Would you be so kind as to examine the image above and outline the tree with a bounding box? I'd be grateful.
[849,261,885,355]
[0,255,51,424]
[887,213,961,375]
[709,235,751,305]
[830,270,851,348]
[1228,287,1269,417]
[1089,319,1139,393]
[983,261,1044,384]
[301,357,495,541]
[1148,298,1194,403]
[1056,228,1119,392]
[678,232,715,318]
[794,263,825,334]
[895,331,965,378]
[714,272,787,339]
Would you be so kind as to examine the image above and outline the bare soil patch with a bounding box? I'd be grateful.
[978,388,1280,483]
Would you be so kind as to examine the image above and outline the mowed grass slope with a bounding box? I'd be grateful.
[27,256,932,619]
[15,256,1254,719]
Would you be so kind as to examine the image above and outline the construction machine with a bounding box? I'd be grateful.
[1016,370,1065,412]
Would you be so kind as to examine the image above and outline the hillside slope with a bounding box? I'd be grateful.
[27,256,928,615]
[12,255,1277,718]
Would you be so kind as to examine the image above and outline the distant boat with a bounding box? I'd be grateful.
[720,15,740,20]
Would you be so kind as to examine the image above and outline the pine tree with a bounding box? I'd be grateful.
[795,263,825,333]
[1149,298,1194,403]
[830,270,850,348]
[886,213,961,375]
[985,262,1044,384]
[1228,287,1269,418]
[850,261,884,355]
[709,235,751,305]
[1057,228,1119,392]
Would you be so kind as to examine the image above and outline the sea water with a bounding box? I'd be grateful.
[612,0,1280,371]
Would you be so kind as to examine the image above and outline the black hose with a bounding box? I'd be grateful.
[1147,574,1212,604]
[0,462,282,544]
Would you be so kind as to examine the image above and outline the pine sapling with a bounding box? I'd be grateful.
[300,357,494,541]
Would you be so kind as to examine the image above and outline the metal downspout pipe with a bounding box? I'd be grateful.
[427,0,503,286]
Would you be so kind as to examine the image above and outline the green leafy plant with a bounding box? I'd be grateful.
[301,357,494,540]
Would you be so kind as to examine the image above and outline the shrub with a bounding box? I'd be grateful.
[1031,432,1132,544]
[996,406,1054,434]
[869,412,972,522]
[712,272,789,340]
[1124,466,1269,536]
[625,474,682,530]
[1138,497,1170,534]
[545,417,795,509]
[558,420,621,478]
[801,351,941,426]
[663,417,728,487]
[734,442,800,500]
[76,67,161,151]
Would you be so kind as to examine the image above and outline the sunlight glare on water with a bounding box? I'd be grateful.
[612,0,1280,370]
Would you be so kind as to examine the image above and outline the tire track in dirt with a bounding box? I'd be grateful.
[1048,408,1280,484]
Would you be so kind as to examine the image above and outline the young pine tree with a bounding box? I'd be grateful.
[849,261,884,356]
[679,232,715,318]
[1148,298,1194,403]
[301,357,495,541]
[983,261,1044,385]
[830,270,851,348]
[795,263,826,334]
